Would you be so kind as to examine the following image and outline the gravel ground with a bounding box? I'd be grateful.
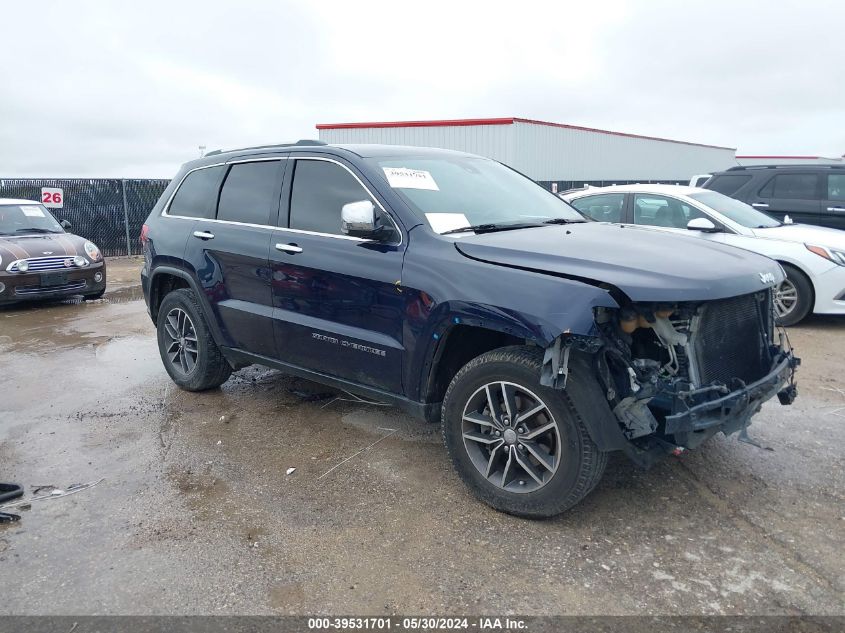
[0,258,843,616]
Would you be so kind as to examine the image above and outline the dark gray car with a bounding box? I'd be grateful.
[703,165,845,230]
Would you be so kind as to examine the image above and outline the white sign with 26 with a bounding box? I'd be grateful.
[41,187,64,208]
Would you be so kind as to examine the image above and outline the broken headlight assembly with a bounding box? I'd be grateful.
[593,290,790,441]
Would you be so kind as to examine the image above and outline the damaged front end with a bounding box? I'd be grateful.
[542,289,799,467]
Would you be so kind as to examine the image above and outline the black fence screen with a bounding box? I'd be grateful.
[1,176,690,256]
[538,178,687,194]
[0,178,170,256]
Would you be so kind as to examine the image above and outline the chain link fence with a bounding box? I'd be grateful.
[538,179,689,194]
[1,176,691,255]
[0,178,170,256]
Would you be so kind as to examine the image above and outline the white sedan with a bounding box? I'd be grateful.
[562,184,845,325]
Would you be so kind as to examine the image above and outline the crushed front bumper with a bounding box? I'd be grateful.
[664,352,798,443]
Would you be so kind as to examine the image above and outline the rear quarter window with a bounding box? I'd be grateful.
[167,165,225,219]
[759,173,819,200]
[705,174,751,195]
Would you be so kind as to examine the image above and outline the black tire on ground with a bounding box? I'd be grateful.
[441,345,607,518]
[156,288,232,391]
[775,264,813,327]
[83,289,105,301]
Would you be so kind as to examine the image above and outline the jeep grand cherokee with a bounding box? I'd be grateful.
[141,141,798,518]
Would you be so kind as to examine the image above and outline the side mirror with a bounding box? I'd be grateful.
[60,219,72,231]
[687,217,718,232]
[341,200,382,239]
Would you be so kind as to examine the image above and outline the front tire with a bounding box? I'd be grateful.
[775,264,813,326]
[157,288,232,391]
[441,346,607,518]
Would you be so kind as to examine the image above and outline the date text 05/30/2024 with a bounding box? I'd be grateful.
[308,617,528,630]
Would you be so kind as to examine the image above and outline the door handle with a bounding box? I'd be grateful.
[192,231,215,240]
[827,206,845,213]
[751,203,769,209]
[275,243,303,254]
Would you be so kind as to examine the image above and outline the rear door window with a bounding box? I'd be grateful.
[570,193,625,222]
[217,161,283,225]
[759,173,819,199]
[827,174,845,201]
[168,166,225,219]
[706,174,751,195]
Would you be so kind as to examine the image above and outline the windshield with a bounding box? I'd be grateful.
[688,191,780,228]
[0,204,64,235]
[369,155,584,233]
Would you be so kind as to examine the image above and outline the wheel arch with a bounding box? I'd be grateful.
[148,265,225,345]
[420,323,533,421]
[774,259,816,311]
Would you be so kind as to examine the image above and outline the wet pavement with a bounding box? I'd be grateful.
[0,258,843,615]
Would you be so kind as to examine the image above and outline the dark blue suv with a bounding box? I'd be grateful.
[142,141,798,517]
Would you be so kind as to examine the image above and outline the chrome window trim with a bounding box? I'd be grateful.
[161,155,403,246]
[226,157,286,165]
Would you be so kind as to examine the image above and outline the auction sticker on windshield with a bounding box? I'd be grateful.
[383,167,439,191]
[20,206,46,217]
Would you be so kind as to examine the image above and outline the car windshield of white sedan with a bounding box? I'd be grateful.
[371,156,585,233]
[0,204,64,235]
[688,191,780,229]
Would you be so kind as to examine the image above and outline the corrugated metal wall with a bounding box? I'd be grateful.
[319,125,514,165]
[319,121,736,183]
[510,122,735,181]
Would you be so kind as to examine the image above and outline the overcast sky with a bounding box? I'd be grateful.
[1,0,843,178]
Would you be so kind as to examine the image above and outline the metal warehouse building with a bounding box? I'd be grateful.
[316,117,736,191]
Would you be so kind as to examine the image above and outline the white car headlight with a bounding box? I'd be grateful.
[805,244,845,267]
[73,255,89,267]
[84,241,102,262]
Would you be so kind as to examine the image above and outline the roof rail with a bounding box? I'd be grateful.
[204,139,327,157]
[727,164,845,171]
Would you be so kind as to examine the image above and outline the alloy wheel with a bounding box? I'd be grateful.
[461,381,561,493]
[163,308,199,375]
[774,279,798,319]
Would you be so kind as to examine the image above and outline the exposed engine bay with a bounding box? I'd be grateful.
[542,289,799,461]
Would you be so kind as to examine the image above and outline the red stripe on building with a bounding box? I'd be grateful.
[316,118,516,130]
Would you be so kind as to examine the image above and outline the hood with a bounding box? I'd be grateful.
[0,233,85,265]
[454,223,784,303]
[752,223,845,250]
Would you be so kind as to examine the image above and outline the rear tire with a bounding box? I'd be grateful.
[441,345,607,518]
[157,288,232,391]
[775,264,813,326]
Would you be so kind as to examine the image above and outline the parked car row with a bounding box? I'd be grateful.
[139,141,800,518]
